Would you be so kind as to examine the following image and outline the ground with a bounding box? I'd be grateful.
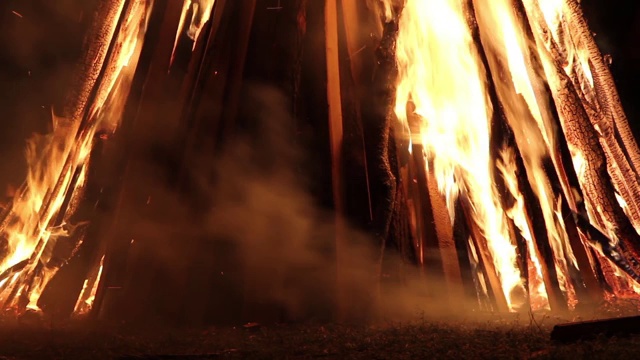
[0,311,639,360]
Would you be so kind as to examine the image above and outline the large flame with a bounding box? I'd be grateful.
[0,0,154,313]
[473,0,579,308]
[384,0,611,310]
[390,0,524,309]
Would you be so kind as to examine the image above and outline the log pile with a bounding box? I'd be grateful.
[0,0,639,326]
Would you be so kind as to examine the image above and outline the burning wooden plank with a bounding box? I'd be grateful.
[0,0,154,315]
[522,0,640,290]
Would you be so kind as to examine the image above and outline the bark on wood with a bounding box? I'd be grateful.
[514,1,603,304]
[522,0,640,286]
[58,0,126,122]
[564,0,640,184]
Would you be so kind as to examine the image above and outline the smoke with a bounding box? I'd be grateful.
[174,84,481,323]
[201,84,368,321]
[76,82,487,326]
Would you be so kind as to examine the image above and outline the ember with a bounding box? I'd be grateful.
[0,0,639,326]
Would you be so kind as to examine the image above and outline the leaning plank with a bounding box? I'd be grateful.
[325,0,349,322]
[460,197,509,312]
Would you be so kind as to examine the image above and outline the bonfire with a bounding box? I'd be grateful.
[0,0,639,334]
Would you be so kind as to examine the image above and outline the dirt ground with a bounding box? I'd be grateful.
[0,312,639,360]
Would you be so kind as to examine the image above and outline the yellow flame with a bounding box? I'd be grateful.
[73,255,105,315]
[497,148,550,310]
[171,0,217,65]
[389,0,523,309]
[0,1,154,312]
[534,0,594,95]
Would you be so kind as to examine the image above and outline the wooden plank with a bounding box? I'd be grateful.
[426,168,464,301]
[514,0,603,305]
[459,196,509,312]
[409,142,463,301]
[92,0,186,322]
[325,0,348,322]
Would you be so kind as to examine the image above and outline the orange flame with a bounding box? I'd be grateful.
[389,0,524,309]
[0,0,154,313]
[171,0,217,66]
[474,0,578,308]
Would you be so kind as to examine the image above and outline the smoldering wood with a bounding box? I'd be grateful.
[172,0,257,325]
[367,15,418,307]
[179,0,252,159]
[234,0,326,324]
[452,200,487,307]
[572,210,640,282]
[367,20,399,258]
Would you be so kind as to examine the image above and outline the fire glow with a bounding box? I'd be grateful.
[0,0,640,319]
[0,0,153,314]
[385,0,640,311]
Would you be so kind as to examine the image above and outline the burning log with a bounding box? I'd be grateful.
[93,0,190,322]
[561,0,640,199]
[0,0,154,315]
[59,0,127,123]
[459,196,510,311]
[522,0,640,286]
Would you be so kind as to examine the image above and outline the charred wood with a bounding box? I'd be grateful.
[459,196,509,311]
[93,0,192,324]
[564,0,640,186]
